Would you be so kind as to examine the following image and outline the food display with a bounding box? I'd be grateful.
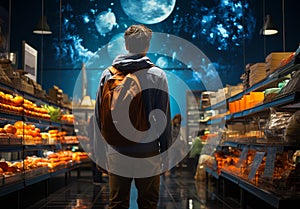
[61,114,75,124]
[0,91,50,119]
[0,150,90,185]
[0,77,90,202]
[199,48,300,207]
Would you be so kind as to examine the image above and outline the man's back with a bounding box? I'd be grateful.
[94,24,171,209]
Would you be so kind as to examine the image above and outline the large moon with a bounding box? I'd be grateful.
[120,0,176,24]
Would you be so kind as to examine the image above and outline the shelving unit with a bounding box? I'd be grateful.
[200,49,300,208]
[0,81,90,199]
[186,90,203,144]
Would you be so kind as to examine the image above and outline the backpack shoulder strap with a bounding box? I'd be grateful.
[109,64,156,76]
[108,66,122,75]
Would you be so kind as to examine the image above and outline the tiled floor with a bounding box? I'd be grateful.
[3,167,230,209]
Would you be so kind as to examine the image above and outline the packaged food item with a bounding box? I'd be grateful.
[264,108,292,142]
[285,111,300,143]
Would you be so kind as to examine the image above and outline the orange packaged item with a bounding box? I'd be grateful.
[250,92,264,106]
[244,95,251,109]
[234,100,240,112]
[228,102,235,113]
[239,97,245,111]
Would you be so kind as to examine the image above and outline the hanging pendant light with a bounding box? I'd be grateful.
[33,0,52,35]
[33,16,52,34]
[260,14,278,36]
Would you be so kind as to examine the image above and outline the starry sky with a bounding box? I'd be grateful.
[1,0,300,116]
[51,0,255,97]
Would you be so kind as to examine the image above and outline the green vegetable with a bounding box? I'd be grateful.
[42,104,61,122]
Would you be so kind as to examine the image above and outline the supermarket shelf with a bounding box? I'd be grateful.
[238,177,282,208]
[213,170,300,209]
[227,57,300,104]
[0,161,90,197]
[203,100,227,112]
[0,82,69,110]
[205,117,225,125]
[221,141,284,152]
[225,91,300,120]
[0,144,23,152]
[0,180,24,197]
[221,170,240,185]
[0,110,74,132]
[24,172,50,187]
[201,47,300,209]
[205,166,219,179]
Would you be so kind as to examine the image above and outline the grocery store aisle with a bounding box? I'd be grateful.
[21,168,228,209]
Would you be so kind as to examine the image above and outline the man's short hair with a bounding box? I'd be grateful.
[124,25,152,54]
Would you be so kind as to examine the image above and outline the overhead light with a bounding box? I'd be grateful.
[33,0,52,35]
[260,14,278,36]
[33,16,52,34]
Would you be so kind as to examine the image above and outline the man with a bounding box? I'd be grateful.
[94,25,171,209]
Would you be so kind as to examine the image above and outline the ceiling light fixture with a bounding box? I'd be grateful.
[260,14,278,36]
[33,0,52,35]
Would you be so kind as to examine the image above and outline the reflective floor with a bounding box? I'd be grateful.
[4,167,230,209]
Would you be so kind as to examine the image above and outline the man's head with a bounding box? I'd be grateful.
[124,24,152,55]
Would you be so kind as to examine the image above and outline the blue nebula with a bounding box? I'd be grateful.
[52,0,255,90]
[171,0,255,51]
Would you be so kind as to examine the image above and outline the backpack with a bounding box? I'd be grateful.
[100,66,150,146]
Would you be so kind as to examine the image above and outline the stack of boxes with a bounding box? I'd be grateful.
[49,85,63,105]
[244,52,294,87]
[249,63,267,87]
[33,82,46,99]
[265,52,293,75]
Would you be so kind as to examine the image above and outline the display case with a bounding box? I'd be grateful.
[0,80,89,198]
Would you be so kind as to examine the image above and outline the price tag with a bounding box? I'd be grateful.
[263,147,276,178]
[236,147,248,168]
[248,151,265,181]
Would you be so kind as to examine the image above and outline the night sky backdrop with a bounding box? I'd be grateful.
[1,0,300,117]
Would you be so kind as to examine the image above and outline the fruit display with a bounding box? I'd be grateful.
[0,150,89,178]
[0,83,89,198]
[42,104,61,122]
[61,114,75,124]
[0,91,50,119]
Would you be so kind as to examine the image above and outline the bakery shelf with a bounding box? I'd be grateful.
[0,161,90,198]
[0,144,23,152]
[221,141,284,152]
[24,172,50,187]
[205,166,219,179]
[221,170,240,184]
[238,175,298,209]
[0,180,24,197]
[0,81,70,112]
[0,79,86,201]
[24,144,61,152]
[217,170,299,209]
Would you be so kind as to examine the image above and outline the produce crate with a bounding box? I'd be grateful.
[4,172,23,185]
[249,63,267,86]
[24,167,48,179]
[12,78,34,95]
